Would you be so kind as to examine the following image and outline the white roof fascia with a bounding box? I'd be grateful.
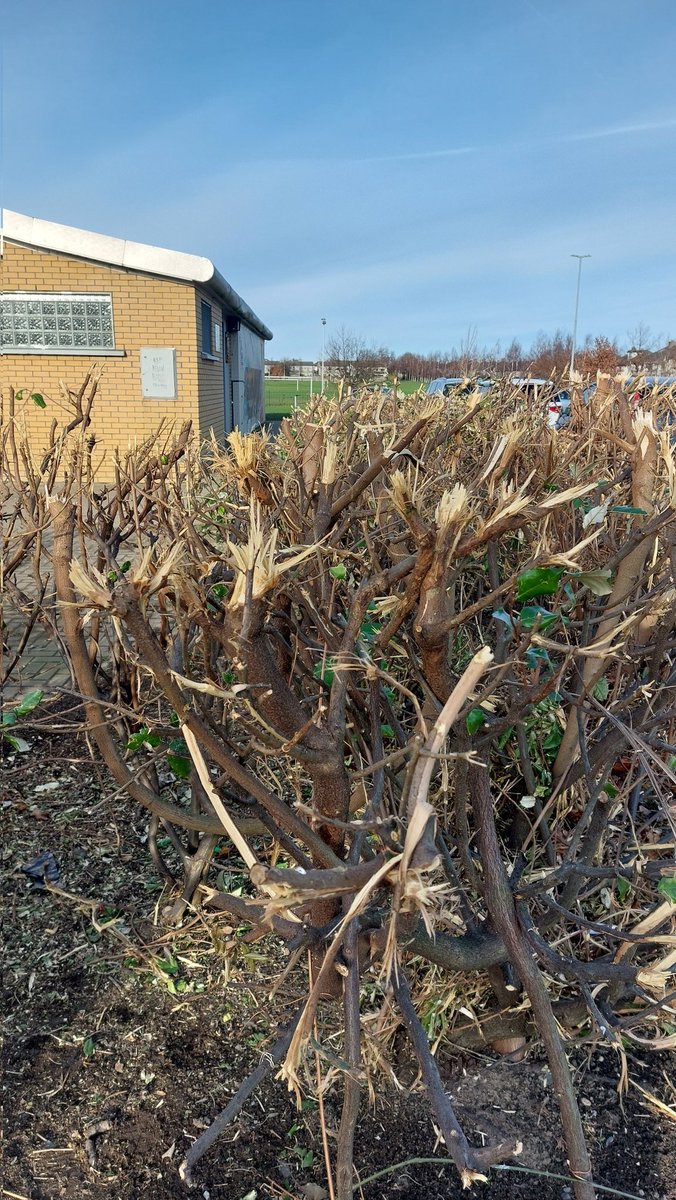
[1,210,213,281]
[1,209,272,340]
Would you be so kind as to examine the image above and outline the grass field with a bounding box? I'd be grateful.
[396,379,426,395]
[264,377,426,418]
[264,377,332,418]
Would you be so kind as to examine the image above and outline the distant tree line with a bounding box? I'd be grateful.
[267,323,675,386]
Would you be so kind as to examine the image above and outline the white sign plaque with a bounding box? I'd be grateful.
[140,347,177,399]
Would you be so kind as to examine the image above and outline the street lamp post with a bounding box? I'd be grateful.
[321,318,327,394]
[569,254,591,378]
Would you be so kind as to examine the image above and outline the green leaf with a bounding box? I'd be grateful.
[497,725,515,750]
[167,752,191,779]
[329,564,347,580]
[380,723,395,739]
[615,876,631,903]
[126,727,161,753]
[515,567,564,601]
[120,560,131,573]
[82,1036,96,1058]
[13,689,44,717]
[657,877,676,903]
[542,724,564,755]
[572,568,614,596]
[525,646,552,671]
[518,605,560,630]
[466,707,487,735]
[602,781,619,798]
[157,953,180,975]
[610,505,648,515]
[593,677,609,702]
[3,733,31,752]
[360,620,380,641]
[313,658,335,686]
[31,393,47,409]
[492,607,513,630]
[2,711,17,727]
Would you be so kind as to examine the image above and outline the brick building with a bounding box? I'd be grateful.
[1,210,272,475]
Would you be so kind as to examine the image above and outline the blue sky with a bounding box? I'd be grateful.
[2,0,675,359]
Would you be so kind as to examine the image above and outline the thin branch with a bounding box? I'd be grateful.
[179,1006,303,1185]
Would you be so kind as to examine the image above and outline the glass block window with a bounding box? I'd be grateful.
[1,293,115,352]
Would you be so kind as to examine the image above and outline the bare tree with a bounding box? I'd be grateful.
[626,322,658,355]
[458,323,479,375]
[503,338,524,375]
[325,325,387,388]
[528,329,572,376]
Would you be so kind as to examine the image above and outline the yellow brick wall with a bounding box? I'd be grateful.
[1,241,203,479]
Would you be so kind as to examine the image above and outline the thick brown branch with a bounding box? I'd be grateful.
[393,970,521,1185]
[470,761,595,1200]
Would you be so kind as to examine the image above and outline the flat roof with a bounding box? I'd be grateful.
[1,209,272,341]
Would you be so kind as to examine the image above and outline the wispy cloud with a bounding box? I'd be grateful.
[356,146,476,163]
[373,114,676,160]
[247,195,675,317]
[301,114,676,167]
[561,116,676,142]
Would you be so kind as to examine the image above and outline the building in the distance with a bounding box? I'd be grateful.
[1,210,272,472]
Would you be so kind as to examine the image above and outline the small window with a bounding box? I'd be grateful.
[201,300,213,356]
[1,292,114,353]
[213,322,221,354]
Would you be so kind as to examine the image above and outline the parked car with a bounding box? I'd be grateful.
[547,389,571,430]
[426,377,493,399]
[625,374,676,407]
[547,384,599,430]
[510,376,553,402]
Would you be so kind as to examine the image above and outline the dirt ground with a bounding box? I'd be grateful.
[2,714,675,1200]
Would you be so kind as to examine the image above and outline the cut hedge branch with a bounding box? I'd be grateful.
[4,371,675,1197]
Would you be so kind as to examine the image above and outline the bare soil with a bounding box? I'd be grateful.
[2,714,674,1200]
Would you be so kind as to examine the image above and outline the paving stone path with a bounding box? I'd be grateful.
[2,522,71,705]
[2,603,71,702]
